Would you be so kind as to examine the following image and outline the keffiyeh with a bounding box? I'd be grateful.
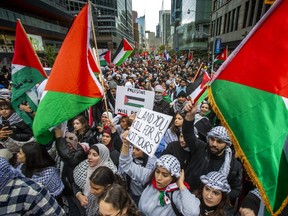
[200,171,231,193]
[156,154,181,178]
[207,126,232,146]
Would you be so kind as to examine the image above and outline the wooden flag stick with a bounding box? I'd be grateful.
[192,62,203,82]
[89,1,109,114]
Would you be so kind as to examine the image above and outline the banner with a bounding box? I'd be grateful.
[127,108,172,157]
[115,86,155,115]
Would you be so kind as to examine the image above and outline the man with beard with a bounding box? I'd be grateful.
[182,100,242,204]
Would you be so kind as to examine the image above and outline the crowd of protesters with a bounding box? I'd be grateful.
[0,56,287,216]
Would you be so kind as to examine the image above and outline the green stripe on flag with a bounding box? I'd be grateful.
[125,102,144,108]
[33,91,101,144]
[115,51,133,66]
[209,80,288,213]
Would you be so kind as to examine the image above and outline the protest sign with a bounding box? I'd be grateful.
[115,86,155,115]
[127,108,173,157]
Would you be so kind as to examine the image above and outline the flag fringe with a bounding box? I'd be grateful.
[207,86,288,216]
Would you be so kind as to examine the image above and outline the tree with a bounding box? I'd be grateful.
[43,45,57,67]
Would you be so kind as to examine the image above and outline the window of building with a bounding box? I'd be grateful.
[256,0,264,23]
[230,9,236,32]
[223,13,227,34]
[227,11,231,33]
[242,1,250,28]
[248,0,256,27]
[235,6,240,31]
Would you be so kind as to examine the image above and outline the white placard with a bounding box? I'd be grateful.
[127,108,173,157]
[115,86,155,116]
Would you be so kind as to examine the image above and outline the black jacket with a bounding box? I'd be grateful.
[153,99,171,115]
[10,121,33,141]
[182,119,242,202]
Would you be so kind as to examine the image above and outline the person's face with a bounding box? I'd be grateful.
[87,149,100,167]
[128,78,134,83]
[154,166,173,189]
[98,200,126,216]
[120,119,128,130]
[174,114,184,127]
[208,137,227,156]
[200,104,210,116]
[179,133,186,148]
[202,185,222,207]
[17,148,26,164]
[73,119,83,131]
[0,106,12,119]
[101,133,112,145]
[101,114,109,124]
[90,182,107,197]
[132,146,144,158]
[177,96,186,104]
[180,80,186,87]
[110,88,117,97]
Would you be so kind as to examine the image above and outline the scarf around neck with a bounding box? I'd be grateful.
[151,178,190,206]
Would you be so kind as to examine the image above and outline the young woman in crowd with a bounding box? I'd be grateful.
[123,145,157,205]
[16,142,64,198]
[73,115,97,146]
[161,132,191,170]
[0,100,32,141]
[98,184,142,216]
[119,131,200,216]
[87,166,125,216]
[72,144,118,216]
[197,171,233,216]
[194,100,212,142]
[155,111,185,157]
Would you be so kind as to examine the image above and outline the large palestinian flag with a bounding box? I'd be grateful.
[208,1,288,215]
[33,4,103,144]
[11,19,47,127]
[112,38,133,66]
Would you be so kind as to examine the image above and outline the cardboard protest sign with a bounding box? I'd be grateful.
[115,86,155,115]
[127,108,173,157]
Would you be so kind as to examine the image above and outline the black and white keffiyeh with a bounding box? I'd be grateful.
[156,154,181,178]
[207,126,232,146]
[200,171,231,193]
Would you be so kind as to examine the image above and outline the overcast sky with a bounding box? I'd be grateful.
[132,0,171,33]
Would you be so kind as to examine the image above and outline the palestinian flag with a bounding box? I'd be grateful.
[124,95,144,108]
[186,50,193,68]
[208,1,288,215]
[214,47,227,64]
[100,50,111,66]
[189,71,211,101]
[11,19,47,127]
[88,48,100,74]
[112,38,133,66]
[33,3,103,144]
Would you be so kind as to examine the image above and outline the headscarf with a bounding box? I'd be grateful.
[156,154,181,178]
[207,126,232,146]
[200,171,231,193]
[0,157,23,193]
[83,144,110,196]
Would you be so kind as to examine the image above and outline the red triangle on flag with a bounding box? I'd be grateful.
[12,20,47,78]
[45,4,102,98]
[123,38,133,51]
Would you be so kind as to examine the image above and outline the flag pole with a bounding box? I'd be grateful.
[88,1,109,114]
[192,62,203,82]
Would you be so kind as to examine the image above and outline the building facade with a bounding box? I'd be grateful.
[159,10,171,45]
[0,0,73,58]
[210,0,273,50]
[66,0,134,50]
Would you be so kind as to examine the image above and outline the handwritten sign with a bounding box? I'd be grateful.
[127,108,173,157]
[115,86,154,116]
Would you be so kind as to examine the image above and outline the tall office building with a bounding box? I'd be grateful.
[66,0,134,50]
[159,10,171,45]
[0,0,73,58]
[210,0,273,50]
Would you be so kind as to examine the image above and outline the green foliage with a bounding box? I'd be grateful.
[43,45,57,67]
